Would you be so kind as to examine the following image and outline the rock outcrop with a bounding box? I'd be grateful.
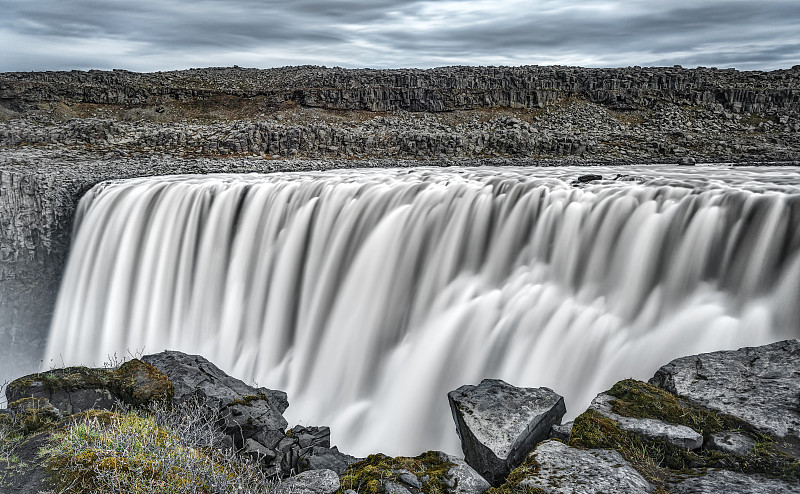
[2,339,799,493]
[494,340,800,493]
[141,350,351,477]
[589,392,704,450]
[2,65,799,114]
[276,468,340,494]
[515,439,655,493]
[650,339,800,450]
[447,379,566,486]
[6,359,172,414]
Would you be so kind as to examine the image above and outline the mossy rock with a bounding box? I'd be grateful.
[6,359,173,411]
[567,379,800,490]
[339,451,455,494]
[488,452,545,494]
[605,379,740,435]
[7,398,61,434]
[111,359,173,406]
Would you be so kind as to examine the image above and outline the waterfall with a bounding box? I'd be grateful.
[46,165,800,457]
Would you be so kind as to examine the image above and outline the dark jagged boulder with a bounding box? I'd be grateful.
[447,379,566,486]
[5,359,173,415]
[300,446,358,475]
[650,339,800,452]
[142,350,300,475]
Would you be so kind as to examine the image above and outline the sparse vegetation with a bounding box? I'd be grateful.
[568,380,800,490]
[41,403,275,494]
[339,451,454,494]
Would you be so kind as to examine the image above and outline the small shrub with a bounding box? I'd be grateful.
[41,408,275,494]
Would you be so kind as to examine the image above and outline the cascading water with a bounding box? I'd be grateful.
[46,165,800,457]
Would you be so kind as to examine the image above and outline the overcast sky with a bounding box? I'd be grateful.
[1,0,798,72]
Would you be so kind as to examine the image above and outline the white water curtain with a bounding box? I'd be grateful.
[47,166,800,456]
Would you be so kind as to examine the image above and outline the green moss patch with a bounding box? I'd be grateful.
[606,379,739,435]
[488,453,545,494]
[339,451,455,494]
[568,380,800,489]
[7,359,172,408]
[229,394,270,407]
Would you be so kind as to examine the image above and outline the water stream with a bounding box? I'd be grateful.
[46,165,800,456]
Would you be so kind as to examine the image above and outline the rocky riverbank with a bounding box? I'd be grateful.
[1,340,798,493]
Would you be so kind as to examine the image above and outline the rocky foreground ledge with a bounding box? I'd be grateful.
[2,340,799,493]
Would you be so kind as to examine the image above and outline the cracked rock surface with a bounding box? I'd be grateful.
[650,339,800,447]
[519,440,654,494]
[448,379,566,486]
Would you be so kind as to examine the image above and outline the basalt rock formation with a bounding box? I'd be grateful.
[1,65,799,162]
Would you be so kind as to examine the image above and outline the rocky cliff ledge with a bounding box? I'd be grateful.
[1,65,799,161]
[1,340,798,493]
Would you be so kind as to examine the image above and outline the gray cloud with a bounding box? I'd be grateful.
[0,0,797,71]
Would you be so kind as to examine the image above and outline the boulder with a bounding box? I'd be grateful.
[300,446,359,475]
[142,351,297,475]
[277,469,340,494]
[577,174,603,183]
[437,452,491,494]
[514,440,654,493]
[5,359,172,415]
[667,469,798,494]
[447,379,566,485]
[707,431,757,457]
[142,351,288,442]
[649,339,800,447]
[590,393,703,450]
[7,397,61,433]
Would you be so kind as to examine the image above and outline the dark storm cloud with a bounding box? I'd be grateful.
[0,0,797,71]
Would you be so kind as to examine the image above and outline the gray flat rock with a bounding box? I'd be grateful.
[650,339,800,443]
[591,393,703,450]
[448,379,566,486]
[277,469,340,494]
[382,480,413,494]
[707,431,757,456]
[668,469,799,494]
[518,440,654,494]
[438,452,491,494]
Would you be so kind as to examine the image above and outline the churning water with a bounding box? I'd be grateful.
[46,165,800,457]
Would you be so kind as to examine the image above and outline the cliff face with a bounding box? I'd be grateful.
[0,169,81,380]
[2,65,799,113]
[2,66,798,163]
